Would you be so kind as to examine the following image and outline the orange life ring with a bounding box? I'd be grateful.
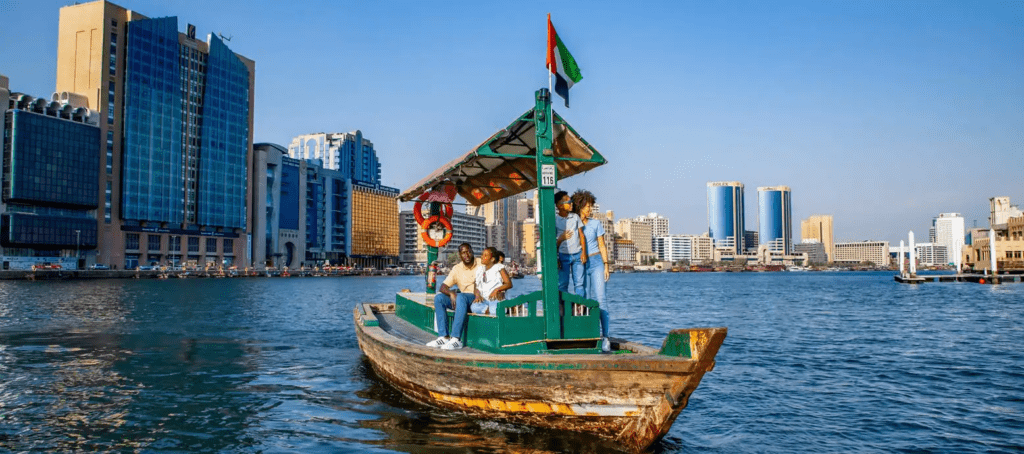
[420,215,453,248]
[414,198,453,226]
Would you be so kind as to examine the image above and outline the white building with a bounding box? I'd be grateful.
[287,131,380,183]
[653,235,691,262]
[933,212,964,267]
[914,242,948,267]
[653,234,713,262]
[833,241,890,266]
[399,210,486,265]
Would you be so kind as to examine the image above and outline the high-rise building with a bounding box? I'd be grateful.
[253,143,399,269]
[615,218,652,253]
[56,1,255,269]
[1,79,101,270]
[467,193,524,261]
[933,213,965,267]
[287,131,381,183]
[600,210,615,261]
[757,186,792,253]
[350,182,400,269]
[743,230,759,253]
[707,181,744,254]
[914,243,948,266]
[516,196,534,222]
[801,215,834,263]
[398,209,484,266]
[634,212,669,238]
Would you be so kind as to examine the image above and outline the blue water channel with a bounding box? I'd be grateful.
[1,272,1021,452]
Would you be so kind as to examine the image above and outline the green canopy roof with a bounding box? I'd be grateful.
[399,107,606,206]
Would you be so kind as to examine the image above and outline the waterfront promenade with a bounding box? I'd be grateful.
[0,268,398,281]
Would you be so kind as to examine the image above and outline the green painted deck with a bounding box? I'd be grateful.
[396,291,602,355]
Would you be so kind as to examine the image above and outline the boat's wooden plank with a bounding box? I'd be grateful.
[361,303,720,373]
[376,311,483,354]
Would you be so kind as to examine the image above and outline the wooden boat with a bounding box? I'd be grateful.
[353,89,726,452]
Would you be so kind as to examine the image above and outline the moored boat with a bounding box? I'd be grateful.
[353,89,726,452]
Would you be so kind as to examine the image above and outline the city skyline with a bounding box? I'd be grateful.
[2,0,1020,246]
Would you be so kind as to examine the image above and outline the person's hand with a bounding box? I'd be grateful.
[604,267,610,282]
[473,295,483,303]
[561,230,574,241]
[489,290,499,300]
[581,254,588,264]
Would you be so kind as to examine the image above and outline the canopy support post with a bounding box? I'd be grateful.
[425,201,441,294]
[534,88,562,340]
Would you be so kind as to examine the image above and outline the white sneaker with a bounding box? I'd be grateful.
[441,337,463,350]
[601,337,611,352]
[425,336,448,348]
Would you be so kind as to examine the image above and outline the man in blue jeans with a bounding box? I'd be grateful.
[426,243,480,350]
[555,191,586,295]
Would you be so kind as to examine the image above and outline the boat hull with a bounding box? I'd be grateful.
[354,303,725,452]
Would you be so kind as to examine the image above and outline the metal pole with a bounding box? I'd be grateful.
[534,88,561,340]
[75,230,80,269]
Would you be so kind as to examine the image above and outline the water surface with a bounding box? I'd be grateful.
[1,272,1021,452]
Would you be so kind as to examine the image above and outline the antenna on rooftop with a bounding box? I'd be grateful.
[218,33,233,41]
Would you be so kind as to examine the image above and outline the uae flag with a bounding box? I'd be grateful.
[546,15,582,108]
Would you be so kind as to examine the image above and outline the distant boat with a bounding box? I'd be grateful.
[509,262,525,279]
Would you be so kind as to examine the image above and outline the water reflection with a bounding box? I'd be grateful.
[0,332,262,452]
[1,274,1021,452]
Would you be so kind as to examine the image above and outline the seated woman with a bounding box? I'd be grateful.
[471,247,512,316]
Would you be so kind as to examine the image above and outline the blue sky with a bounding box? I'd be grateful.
[2,0,1021,244]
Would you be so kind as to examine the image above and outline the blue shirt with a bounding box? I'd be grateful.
[556,213,583,254]
[582,218,605,257]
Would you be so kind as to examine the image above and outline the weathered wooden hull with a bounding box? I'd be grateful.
[354,303,726,452]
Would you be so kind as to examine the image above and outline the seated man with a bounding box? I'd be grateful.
[471,247,513,316]
[426,243,480,350]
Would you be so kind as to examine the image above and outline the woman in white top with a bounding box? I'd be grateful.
[471,247,513,315]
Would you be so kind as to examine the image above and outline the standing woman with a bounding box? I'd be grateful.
[572,190,612,352]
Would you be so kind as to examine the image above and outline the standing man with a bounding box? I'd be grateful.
[426,243,480,350]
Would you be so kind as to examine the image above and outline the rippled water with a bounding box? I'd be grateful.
[1,272,1021,452]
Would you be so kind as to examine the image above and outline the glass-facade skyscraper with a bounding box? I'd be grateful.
[287,131,382,185]
[707,181,745,254]
[1,91,100,270]
[57,1,255,269]
[757,186,792,253]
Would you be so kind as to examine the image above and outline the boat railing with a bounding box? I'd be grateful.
[395,290,602,354]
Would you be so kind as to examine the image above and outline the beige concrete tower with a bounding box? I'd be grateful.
[56,1,255,269]
[801,215,834,263]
